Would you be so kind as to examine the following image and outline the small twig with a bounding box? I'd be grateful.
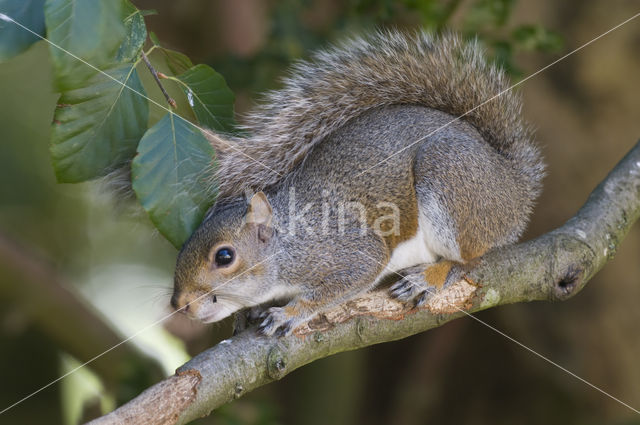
[141,50,177,109]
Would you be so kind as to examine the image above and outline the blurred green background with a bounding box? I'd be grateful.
[1,0,639,424]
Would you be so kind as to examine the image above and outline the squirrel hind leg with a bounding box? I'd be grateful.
[411,136,535,271]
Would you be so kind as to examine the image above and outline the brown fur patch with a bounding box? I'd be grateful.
[363,171,419,252]
[424,261,455,289]
[387,193,418,251]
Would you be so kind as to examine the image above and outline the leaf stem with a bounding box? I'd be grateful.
[141,50,177,109]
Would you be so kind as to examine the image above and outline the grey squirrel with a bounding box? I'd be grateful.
[170,31,544,336]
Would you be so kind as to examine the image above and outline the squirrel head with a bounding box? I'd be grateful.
[171,192,278,323]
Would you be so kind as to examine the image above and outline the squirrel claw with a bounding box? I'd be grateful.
[389,266,439,307]
[390,276,426,303]
[414,290,430,307]
[233,306,266,336]
[257,307,295,337]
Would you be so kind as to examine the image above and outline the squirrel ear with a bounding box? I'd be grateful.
[246,192,273,227]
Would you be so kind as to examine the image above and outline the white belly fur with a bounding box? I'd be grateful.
[373,203,461,285]
[386,227,438,273]
[373,216,439,285]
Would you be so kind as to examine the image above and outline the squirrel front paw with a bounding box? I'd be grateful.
[233,306,266,335]
[258,307,300,337]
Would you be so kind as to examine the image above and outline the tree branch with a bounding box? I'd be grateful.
[0,234,165,396]
[89,139,640,425]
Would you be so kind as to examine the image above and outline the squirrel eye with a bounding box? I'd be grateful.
[214,247,235,267]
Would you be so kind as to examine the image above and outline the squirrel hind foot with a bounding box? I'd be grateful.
[390,261,463,307]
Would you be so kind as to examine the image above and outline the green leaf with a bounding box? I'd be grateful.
[154,47,193,75]
[464,0,515,30]
[139,9,157,17]
[45,0,126,90]
[51,63,149,182]
[148,31,160,46]
[116,2,147,62]
[137,50,197,126]
[142,48,200,127]
[0,0,46,61]
[177,64,236,132]
[512,24,563,52]
[132,113,217,248]
[490,39,520,76]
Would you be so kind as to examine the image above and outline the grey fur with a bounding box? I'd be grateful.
[204,30,543,201]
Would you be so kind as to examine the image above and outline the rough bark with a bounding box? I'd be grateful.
[89,139,640,425]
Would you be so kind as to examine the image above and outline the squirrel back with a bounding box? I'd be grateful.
[205,30,543,200]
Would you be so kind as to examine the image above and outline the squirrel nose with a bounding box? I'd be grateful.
[170,293,179,310]
[170,292,190,313]
[170,292,193,314]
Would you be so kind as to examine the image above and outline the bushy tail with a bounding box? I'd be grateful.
[205,30,543,199]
